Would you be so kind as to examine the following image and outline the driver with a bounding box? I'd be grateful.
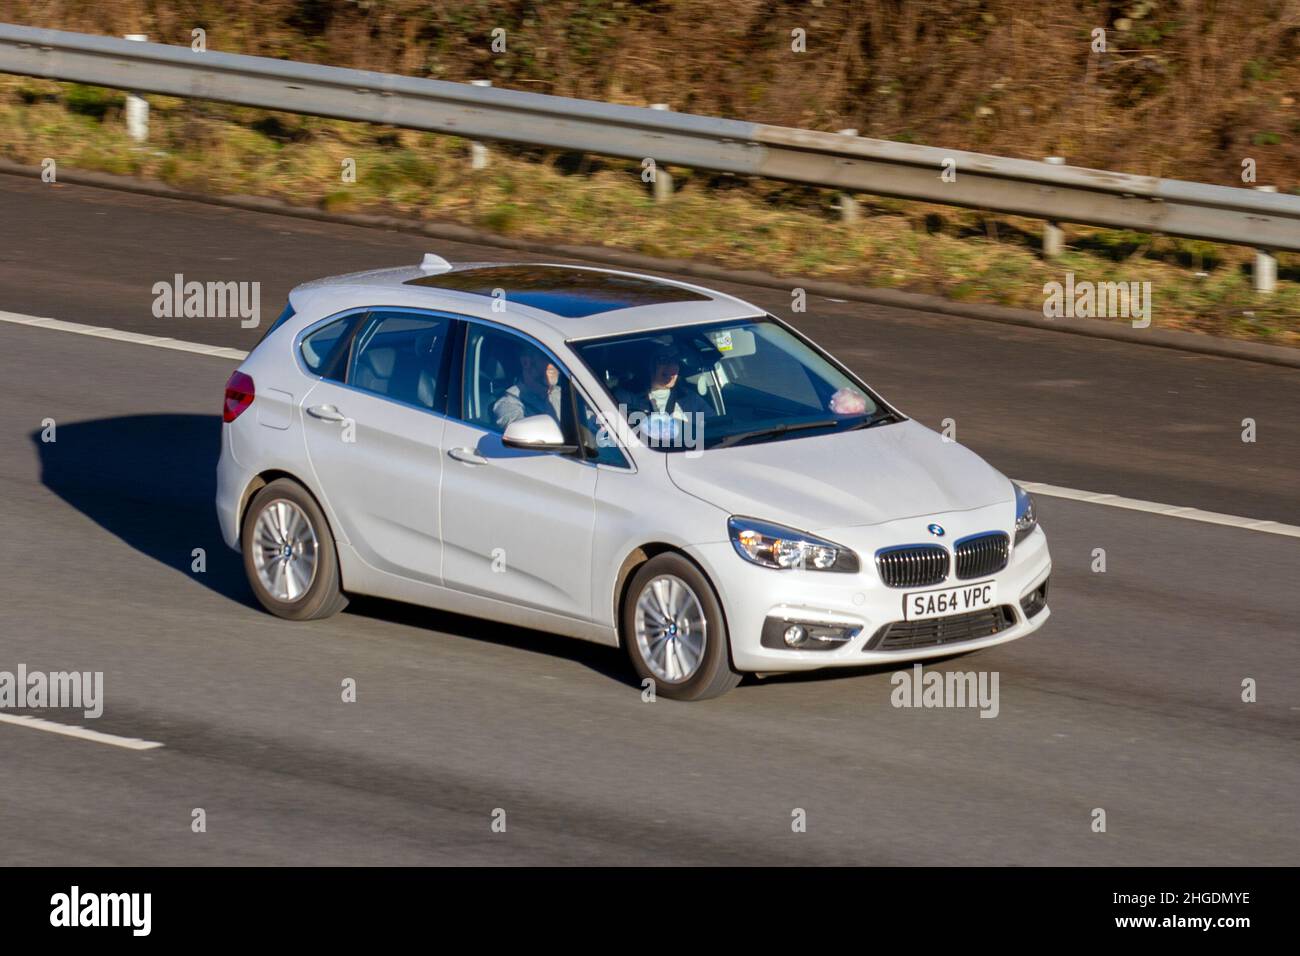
[616,347,711,422]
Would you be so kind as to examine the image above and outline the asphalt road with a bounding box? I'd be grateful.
[3,173,1297,524]
[0,174,1297,864]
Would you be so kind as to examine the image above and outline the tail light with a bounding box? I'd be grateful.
[223,370,255,423]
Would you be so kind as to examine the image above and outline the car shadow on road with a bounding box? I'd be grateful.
[31,413,258,609]
[343,595,637,687]
[31,413,640,687]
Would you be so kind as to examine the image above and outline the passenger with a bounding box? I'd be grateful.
[493,348,562,429]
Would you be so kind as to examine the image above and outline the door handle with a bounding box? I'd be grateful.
[447,447,488,465]
[307,404,347,423]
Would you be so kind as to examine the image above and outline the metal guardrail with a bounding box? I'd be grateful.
[1,23,1298,254]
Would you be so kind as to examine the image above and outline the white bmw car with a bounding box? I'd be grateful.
[216,256,1051,700]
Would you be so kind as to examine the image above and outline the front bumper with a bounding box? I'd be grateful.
[686,506,1052,673]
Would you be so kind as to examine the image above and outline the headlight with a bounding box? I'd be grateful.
[1014,483,1037,544]
[727,517,860,573]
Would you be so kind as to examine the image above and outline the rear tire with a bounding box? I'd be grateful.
[241,478,348,621]
[622,553,741,701]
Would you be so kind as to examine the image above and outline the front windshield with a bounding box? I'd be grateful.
[570,316,896,452]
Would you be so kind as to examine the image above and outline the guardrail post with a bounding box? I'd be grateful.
[650,104,673,202]
[1254,186,1278,294]
[124,34,149,142]
[837,129,859,224]
[1041,156,1066,257]
[469,80,491,170]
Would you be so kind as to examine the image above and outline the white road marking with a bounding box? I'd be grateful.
[0,310,248,360]
[0,713,163,750]
[1016,481,1300,539]
[2,309,1298,539]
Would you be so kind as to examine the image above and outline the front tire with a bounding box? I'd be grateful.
[623,553,741,701]
[241,478,347,620]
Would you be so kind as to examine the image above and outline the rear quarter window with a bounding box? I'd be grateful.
[256,301,296,345]
[300,314,362,380]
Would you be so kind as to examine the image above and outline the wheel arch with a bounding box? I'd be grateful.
[237,470,336,550]
[612,543,731,656]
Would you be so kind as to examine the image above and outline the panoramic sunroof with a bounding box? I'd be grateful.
[405,265,711,317]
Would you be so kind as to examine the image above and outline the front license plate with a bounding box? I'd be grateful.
[904,581,998,621]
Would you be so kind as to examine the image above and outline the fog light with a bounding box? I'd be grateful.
[762,615,863,651]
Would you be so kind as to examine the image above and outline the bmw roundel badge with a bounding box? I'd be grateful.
[927,523,945,537]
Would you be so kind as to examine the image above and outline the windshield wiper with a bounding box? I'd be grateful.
[843,409,904,431]
[711,418,839,450]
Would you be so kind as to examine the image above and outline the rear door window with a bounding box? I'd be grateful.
[347,312,453,411]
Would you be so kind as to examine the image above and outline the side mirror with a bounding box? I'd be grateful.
[501,414,577,454]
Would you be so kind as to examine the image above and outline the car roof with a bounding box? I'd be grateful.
[289,260,764,341]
